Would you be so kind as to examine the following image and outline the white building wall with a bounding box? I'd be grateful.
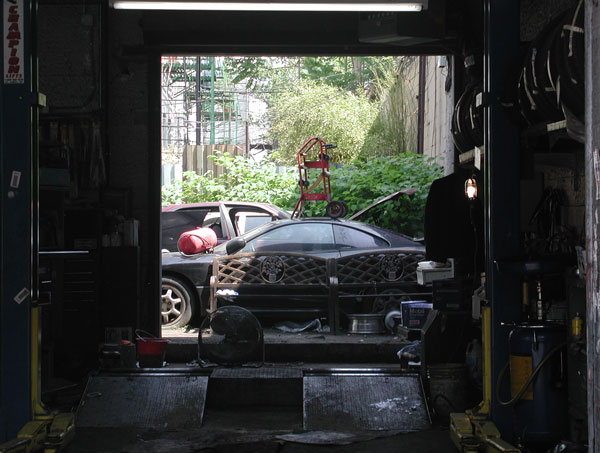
[403,55,454,174]
[422,56,454,172]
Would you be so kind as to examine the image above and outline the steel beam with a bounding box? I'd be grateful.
[585,1,599,450]
[0,0,33,441]
[483,0,521,439]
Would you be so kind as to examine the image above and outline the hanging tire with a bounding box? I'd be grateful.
[452,83,483,153]
[532,16,565,121]
[465,83,484,147]
[556,1,585,120]
[518,11,568,126]
[451,85,475,153]
[518,67,539,125]
[500,48,529,127]
[522,13,566,124]
[161,276,194,327]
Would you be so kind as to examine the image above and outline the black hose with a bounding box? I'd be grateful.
[496,342,566,407]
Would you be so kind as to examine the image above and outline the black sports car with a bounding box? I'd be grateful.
[161,216,426,327]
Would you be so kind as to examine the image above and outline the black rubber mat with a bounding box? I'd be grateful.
[76,374,208,429]
[303,373,430,431]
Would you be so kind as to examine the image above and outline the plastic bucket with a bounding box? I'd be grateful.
[428,363,468,420]
[136,333,168,368]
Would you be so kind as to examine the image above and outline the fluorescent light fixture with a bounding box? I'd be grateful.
[110,0,427,12]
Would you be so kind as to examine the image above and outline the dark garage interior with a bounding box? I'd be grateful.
[1,0,599,451]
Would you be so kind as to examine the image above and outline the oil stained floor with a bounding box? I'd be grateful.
[303,374,430,432]
[63,367,456,453]
[76,375,209,430]
[64,426,457,452]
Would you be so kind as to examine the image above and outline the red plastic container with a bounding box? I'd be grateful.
[136,337,168,367]
[177,227,217,255]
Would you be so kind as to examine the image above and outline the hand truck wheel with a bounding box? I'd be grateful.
[339,200,349,217]
[326,200,346,219]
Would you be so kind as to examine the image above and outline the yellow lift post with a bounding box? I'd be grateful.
[0,305,75,453]
[449,304,520,453]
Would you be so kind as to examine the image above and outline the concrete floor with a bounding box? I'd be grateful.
[55,328,458,452]
[64,426,457,452]
[58,362,457,453]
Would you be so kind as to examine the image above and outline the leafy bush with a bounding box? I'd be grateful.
[161,152,298,207]
[268,80,378,164]
[162,151,442,238]
[293,153,443,237]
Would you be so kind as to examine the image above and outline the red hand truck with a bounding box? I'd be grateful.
[291,137,348,219]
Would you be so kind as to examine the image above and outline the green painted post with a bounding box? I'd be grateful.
[210,56,215,145]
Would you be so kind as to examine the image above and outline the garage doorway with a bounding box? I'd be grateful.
[159,55,450,360]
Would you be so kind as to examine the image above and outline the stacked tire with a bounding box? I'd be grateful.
[516,1,584,140]
[451,82,484,153]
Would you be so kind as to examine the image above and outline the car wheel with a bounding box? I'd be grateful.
[161,276,193,327]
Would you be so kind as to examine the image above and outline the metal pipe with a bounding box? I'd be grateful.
[585,0,599,448]
[444,56,455,176]
[416,56,426,155]
[482,305,492,410]
[198,56,204,146]
[484,0,521,435]
[210,56,216,144]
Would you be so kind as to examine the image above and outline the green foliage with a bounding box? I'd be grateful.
[162,151,442,238]
[236,57,420,163]
[268,80,378,164]
[224,57,275,91]
[161,152,298,207]
[290,153,443,237]
[223,57,300,103]
[301,57,356,89]
[164,56,419,165]
[300,56,397,93]
[358,57,418,157]
[223,56,404,96]
[337,153,443,237]
[162,55,438,238]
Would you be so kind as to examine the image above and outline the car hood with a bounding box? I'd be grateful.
[348,188,417,222]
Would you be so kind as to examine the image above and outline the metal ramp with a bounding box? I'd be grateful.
[75,372,209,430]
[74,368,430,435]
[303,371,430,432]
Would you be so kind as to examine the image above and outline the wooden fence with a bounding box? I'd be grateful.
[183,144,246,177]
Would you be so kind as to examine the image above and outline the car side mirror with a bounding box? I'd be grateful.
[226,237,246,255]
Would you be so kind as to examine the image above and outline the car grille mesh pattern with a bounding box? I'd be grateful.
[213,250,424,287]
[215,253,329,286]
[337,250,425,285]
[211,250,427,333]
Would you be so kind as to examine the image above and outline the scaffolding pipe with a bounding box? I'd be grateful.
[210,56,216,144]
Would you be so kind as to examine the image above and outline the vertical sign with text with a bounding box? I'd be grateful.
[4,0,24,84]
